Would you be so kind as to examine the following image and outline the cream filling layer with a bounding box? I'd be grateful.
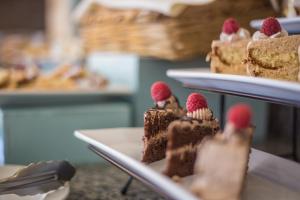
[166,143,198,160]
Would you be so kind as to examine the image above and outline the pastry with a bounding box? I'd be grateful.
[209,18,251,75]
[191,104,254,200]
[0,69,10,88]
[164,93,219,177]
[246,17,300,82]
[142,81,185,163]
[9,64,39,88]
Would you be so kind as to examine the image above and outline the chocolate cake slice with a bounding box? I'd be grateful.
[191,104,254,200]
[164,93,219,177]
[142,81,184,163]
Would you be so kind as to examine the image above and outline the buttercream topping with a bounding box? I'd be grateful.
[220,28,250,42]
[157,95,179,110]
[187,108,213,121]
[252,28,288,41]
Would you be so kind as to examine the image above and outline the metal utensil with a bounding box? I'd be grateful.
[0,160,75,196]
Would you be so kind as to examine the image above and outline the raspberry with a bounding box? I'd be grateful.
[151,81,171,102]
[261,17,281,36]
[222,18,240,34]
[186,93,208,112]
[227,104,252,129]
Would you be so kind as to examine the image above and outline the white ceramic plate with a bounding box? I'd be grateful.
[167,68,300,106]
[74,128,300,200]
[250,17,300,34]
[0,165,69,200]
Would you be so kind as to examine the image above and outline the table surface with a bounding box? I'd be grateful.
[67,164,163,200]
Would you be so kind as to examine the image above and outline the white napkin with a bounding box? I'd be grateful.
[73,0,215,21]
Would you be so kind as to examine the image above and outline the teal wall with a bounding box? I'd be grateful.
[2,102,131,165]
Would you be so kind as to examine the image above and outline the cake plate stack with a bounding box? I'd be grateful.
[74,68,300,200]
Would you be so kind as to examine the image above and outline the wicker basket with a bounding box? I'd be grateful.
[78,0,277,61]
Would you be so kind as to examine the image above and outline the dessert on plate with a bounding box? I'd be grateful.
[6,64,40,89]
[209,18,251,75]
[0,69,10,88]
[164,93,219,178]
[246,17,300,82]
[142,81,185,163]
[191,104,254,200]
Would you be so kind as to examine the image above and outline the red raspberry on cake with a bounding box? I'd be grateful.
[151,81,171,102]
[186,93,208,112]
[260,17,281,36]
[222,18,240,34]
[227,104,252,129]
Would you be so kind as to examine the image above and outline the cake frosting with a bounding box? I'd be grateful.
[157,95,179,110]
[252,17,288,41]
[187,108,213,121]
[220,28,250,42]
[252,28,288,41]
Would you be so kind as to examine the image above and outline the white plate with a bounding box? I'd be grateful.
[0,165,69,200]
[74,128,300,200]
[167,68,300,106]
[250,17,300,34]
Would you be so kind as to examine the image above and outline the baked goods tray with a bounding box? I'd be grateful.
[167,68,300,107]
[74,127,300,200]
[0,85,131,106]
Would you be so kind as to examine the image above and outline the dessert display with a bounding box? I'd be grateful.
[164,93,219,178]
[208,18,251,75]
[76,0,276,60]
[191,104,254,200]
[0,33,108,91]
[0,64,108,91]
[142,81,185,163]
[246,17,300,82]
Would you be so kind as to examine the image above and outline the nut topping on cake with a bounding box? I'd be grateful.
[227,104,252,129]
[186,93,213,120]
[252,17,288,41]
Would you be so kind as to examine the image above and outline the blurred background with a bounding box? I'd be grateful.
[0,0,298,167]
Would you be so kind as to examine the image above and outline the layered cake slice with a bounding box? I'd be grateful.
[142,81,185,163]
[209,18,251,75]
[246,17,300,82]
[191,104,254,200]
[164,93,219,178]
